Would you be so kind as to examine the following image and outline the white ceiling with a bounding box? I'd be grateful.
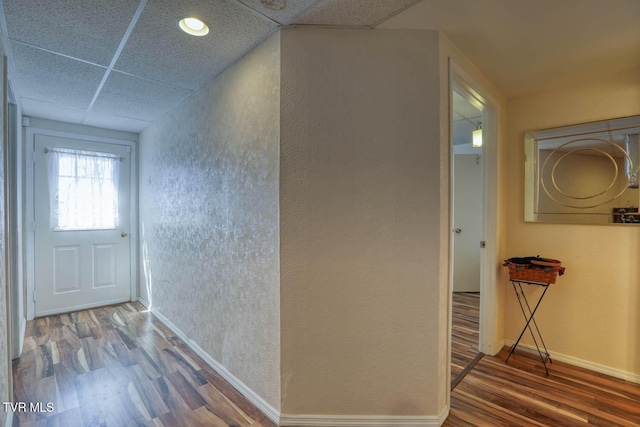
[380,0,640,98]
[452,90,481,148]
[0,0,420,132]
[1,0,638,133]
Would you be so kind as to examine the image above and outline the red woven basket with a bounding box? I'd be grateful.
[503,258,565,284]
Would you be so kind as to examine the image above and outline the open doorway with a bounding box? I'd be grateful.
[450,88,484,387]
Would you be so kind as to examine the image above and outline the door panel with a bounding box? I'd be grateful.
[53,245,80,293]
[93,244,116,288]
[34,134,131,316]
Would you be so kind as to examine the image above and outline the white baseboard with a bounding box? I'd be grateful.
[478,338,504,357]
[148,309,280,424]
[137,297,150,309]
[149,305,450,427]
[35,297,130,317]
[280,406,449,427]
[4,409,13,427]
[504,340,640,384]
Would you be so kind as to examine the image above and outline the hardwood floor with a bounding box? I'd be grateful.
[451,292,480,388]
[445,347,640,426]
[448,292,640,426]
[13,298,640,426]
[12,302,275,427]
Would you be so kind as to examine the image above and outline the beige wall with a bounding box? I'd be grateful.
[139,33,281,409]
[506,67,640,376]
[280,27,444,416]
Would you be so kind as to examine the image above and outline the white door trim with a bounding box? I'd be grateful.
[25,125,138,320]
[449,58,501,356]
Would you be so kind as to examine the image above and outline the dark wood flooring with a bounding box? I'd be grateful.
[445,347,640,426]
[12,302,275,427]
[448,291,640,426]
[451,292,480,388]
[12,298,640,426]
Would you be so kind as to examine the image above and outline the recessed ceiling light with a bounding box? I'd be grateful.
[178,17,209,36]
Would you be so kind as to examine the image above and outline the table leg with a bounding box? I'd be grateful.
[506,280,552,375]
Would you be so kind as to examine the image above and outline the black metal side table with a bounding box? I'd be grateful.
[506,279,552,375]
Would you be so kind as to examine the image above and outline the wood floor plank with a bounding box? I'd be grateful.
[13,299,640,426]
[447,293,640,426]
[445,348,640,426]
[13,303,276,427]
[197,383,253,427]
[451,292,480,388]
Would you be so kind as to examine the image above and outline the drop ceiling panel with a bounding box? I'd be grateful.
[115,0,277,90]
[21,99,87,125]
[452,91,482,121]
[294,0,421,26]
[91,71,192,122]
[3,0,139,66]
[236,0,320,24]
[10,42,105,110]
[82,111,151,133]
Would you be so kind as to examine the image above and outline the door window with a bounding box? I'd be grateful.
[47,147,120,230]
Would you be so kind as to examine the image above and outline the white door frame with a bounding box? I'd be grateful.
[449,59,501,356]
[7,101,24,360]
[25,124,138,320]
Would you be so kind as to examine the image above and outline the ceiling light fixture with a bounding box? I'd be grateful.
[178,17,209,36]
[472,121,483,148]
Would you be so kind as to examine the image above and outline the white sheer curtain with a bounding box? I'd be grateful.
[47,148,120,230]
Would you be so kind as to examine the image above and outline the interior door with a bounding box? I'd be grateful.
[453,154,483,292]
[34,134,131,316]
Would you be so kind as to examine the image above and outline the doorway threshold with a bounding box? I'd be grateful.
[451,352,484,391]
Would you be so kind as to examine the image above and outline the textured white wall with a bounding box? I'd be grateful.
[506,67,640,376]
[280,28,444,416]
[139,33,281,409]
[0,51,9,427]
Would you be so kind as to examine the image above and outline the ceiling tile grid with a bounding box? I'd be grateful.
[3,0,634,133]
[82,110,151,133]
[91,71,193,122]
[10,42,106,110]
[3,0,139,66]
[114,0,278,90]
[20,98,87,125]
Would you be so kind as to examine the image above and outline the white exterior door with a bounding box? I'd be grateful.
[34,134,131,316]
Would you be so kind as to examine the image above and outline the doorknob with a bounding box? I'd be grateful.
[121,232,128,238]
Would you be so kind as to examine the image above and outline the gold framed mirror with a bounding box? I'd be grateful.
[525,115,640,224]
